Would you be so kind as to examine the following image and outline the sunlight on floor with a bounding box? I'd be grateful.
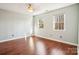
[29,37,35,50]
[35,40,46,55]
[50,48,65,55]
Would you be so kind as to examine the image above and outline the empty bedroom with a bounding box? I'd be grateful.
[0,3,79,55]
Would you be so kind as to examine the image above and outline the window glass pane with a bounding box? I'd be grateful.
[53,14,64,30]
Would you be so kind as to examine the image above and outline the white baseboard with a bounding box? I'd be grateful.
[0,34,32,43]
[35,35,78,46]
[0,35,78,47]
[0,36,25,43]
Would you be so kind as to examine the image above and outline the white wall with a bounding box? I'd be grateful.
[34,4,78,44]
[0,9,33,40]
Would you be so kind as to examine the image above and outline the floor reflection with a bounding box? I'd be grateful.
[0,36,77,55]
[50,48,65,55]
[27,36,77,55]
[35,40,46,55]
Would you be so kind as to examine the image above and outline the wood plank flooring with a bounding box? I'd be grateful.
[0,36,77,55]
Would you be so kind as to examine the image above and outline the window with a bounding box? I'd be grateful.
[39,19,44,29]
[53,14,65,31]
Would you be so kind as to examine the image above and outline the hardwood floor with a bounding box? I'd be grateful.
[33,36,77,55]
[0,36,77,55]
[0,38,29,55]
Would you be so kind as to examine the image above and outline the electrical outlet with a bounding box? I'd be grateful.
[11,34,14,37]
[59,35,62,38]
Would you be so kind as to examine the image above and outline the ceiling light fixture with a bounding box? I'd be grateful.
[27,4,33,12]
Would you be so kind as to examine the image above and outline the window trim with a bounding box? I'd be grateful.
[53,14,65,31]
